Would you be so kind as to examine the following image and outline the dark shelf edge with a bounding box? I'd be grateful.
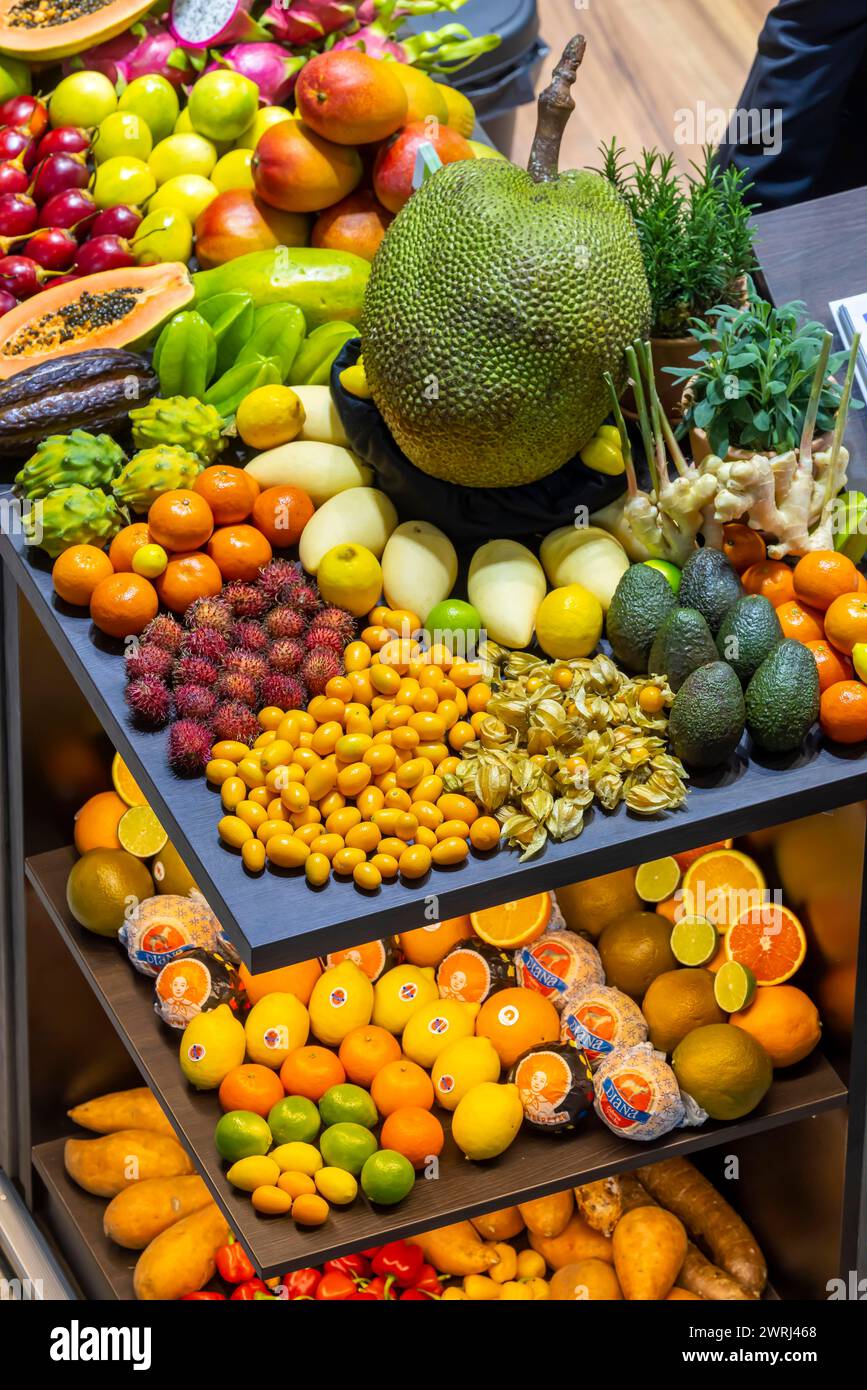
[33,1138,135,1302]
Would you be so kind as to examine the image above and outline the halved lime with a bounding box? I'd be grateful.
[714,960,757,1013]
[670,914,718,967]
[635,856,681,903]
[118,804,168,858]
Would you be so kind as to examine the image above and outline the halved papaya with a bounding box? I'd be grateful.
[0,0,153,60]
[0,263,193,379]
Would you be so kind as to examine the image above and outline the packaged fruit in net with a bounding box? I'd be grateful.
[514,930,604,1010]
[593,1042,706,1142]
[119,894,237,977]
[559,983,648,1070]
[436,939,516,1004]
[509,1042,595,1135]
[322,939,396,983]
[153,947,249,1029]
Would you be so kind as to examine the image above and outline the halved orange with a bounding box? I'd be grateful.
[673,839,733,872]
[682,849,766,930]
[470,892,551,948]
[725,903,807,984]
[111,752,147,807]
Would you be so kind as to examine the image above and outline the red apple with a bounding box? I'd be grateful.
[295,51,407,146]
[373,122,474,213]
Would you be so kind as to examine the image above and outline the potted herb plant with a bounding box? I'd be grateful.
[597,142,758,419]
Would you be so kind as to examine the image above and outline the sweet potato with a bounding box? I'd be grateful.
[64,1130,193,1197]
[408,1222,499,1276]
[613,1206,687,1300]
[134,1203,229,1301]
[677,1243,756,1301]
[519,1190,573,1239]
[103,1175,211,1250]
[68,1088,174,1138]
[574,1178,622,1237]
[667,1287,704,1300]
[470,1206,525,1241]
[528,1214,613,1270]
[549,1259,622,1301]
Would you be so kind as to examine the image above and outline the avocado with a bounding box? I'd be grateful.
[716,595,784,686]
[606,564,678,672]
[649,608,718,691]
[678,548,744,633]
[745,639,820,753]
[668,661,746,768]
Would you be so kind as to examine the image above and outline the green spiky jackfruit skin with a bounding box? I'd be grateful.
[112,446,203,513]
[361,160,651,488]
[25,484,126,558]
[13,430,127,501]
[129,397,227,464]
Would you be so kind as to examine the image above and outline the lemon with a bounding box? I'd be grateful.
[226,1155,280,1191]
[117,804,168,858]
[451,1082,523,1160]
[372,964,438,1035]
[236,385,306,451]
[269,1141,322,1176]
[180,1004,245,1090]
[236,105,294,148]
[149,174,217,222]
[244,992,310,1068]
[315,1166,358,1205]
[671,1022,772,1120]
[317,544,383,619]
[431,1036,501,1111]
[402,998,480,1070]
[308,962,373,1045]
[131,543,168,578]
[535,584,603,660]
[211,147,254,192]
[66,848,154,937]
[151,840,199,897]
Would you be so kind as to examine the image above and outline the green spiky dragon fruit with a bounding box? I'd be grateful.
[129,397,227,464]
[25,485,126,558]
[13,431,127,501]
[112,445,203,513]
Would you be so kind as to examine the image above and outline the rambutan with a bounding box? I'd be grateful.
[257,558,300,606]
[306,624,344,655]
[224,650,269,684]
[168,719,213,776]
[125,643,174,682]
[141,613,184,653]
[215,669,258,708]
[125,676,172,727]
[173,655,219,688]
[222,580,269,619]
[260,673,307,711]
[315,606,356,643]
[292,581,322,618]
[181,627,230,664]
[269,637,305,674]
[212,700,259,745]
[185,595,233,636]
[264,605,307,640]
[301,647,342,695]
[231,620,269,654]
[174,684,217,722]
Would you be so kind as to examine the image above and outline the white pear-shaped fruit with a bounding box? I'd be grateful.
[381,520,458,623]
[468,539,546,648]
[540,525,629,611]
[244,441,369,505]
[299,487,398,573]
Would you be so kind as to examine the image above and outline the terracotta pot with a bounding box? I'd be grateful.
[623,334,699,423]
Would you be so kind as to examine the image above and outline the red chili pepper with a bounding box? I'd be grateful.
[414,1264,444,1297]
[323,1253,370,1280]
[362,1275,395,1301]
[180,1291,227,1300]
[230,1278,271,1301]
[361,1246,381,1257]
[371,1241,424,1288]
[215,1234,256,1285]
[280,1268,322,1300]
[348,1289,381,1300]
[315,1271,356,1301]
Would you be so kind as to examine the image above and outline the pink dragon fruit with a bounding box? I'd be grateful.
[63,19,199,89]
[211,43,306,105]
[125,28,200,86]
[170,0,269,50]
[263,0,359,46]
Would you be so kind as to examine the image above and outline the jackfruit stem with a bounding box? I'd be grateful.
[527,34,586,184]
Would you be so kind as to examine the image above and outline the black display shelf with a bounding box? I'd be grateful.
[27,846,849,1281]
[4,514,867,970]
[33,1138,136,1301]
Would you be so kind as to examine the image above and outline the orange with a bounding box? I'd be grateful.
[52,544,114,606]
[397,915,472,967]
[721,522,766,574]
[109,522,151,573]
[252,485,315,547]
[193,465,259,524]
[475,986,559,1067]
[380,1106,444,1169]
[741,559,796,608]
[338,1024,401,1087]
[370,1058,434,1115]
[860,572,867,594]
[817,962,855,1039]
[469,892,551,949]
[806,639,854,693]
[820,680,867,743]
[731,984,820,1066]
[155,551,223,614]
[673,840,733,872]
[208,524,273,581]
[238,958,321,1006]
[654,895,683,925]
[90,571,158,638]
[324,941,393,981]
[725,902,807,984]
[279,1044,345,1101]
[148,489,214,551]
[73,790,126,852]
[793,550,859,612]
[218,1062,285,1117]
[682,849,766,930]
[824,592,867,654]
[805,889,859,966]
[775,598,824,644]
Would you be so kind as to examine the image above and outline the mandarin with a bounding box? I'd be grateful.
[775,599,825,644]
[380,1106,445,1169]
[824,592,867,654]
[148,489,214,551]
[155,551,222,613]
[370,1058,434,1115]
[280,1045,345,1101]
[252,485,315,547]
[193,464,259,524]
[208,524,273,581]
[90,571,159,637]
[721,522,766,573]
[108,522,151,573]
[793,550,859,611]
[218,1062,285,1117]
[820,680,867,743]
[52,544,114,606]
[338,1024,401,1087]
[805,640,854,693]
[741,560,796,608]
[73,790,126,853]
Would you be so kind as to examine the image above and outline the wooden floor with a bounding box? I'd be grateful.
[512,0,776,172]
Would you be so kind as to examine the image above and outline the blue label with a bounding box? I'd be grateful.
[600,1076,653,1124]
[518,949,567,993]
[564,1013,613,1056]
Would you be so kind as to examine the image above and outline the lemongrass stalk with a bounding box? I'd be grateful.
[799,330,832,465]
[605,370,638,498]
[641,339,671,485]
[820,332,860,522]
[626,343,659,497]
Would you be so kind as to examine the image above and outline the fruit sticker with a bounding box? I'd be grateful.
[510,1043,594,1134]
[399,982,419,1002]
[437,1073,456,1096]
[593,1043,688,1141]
[437,940,513,1004]
[427,1016,450,1036]
[330,988,348,1009]
[515,931,604,1008]
[559,983,648,1068]
[187,1042,206,1062]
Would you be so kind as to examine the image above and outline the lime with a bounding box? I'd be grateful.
[117,804,168,858]
[268,1095,321,1145]
[66,848,154,937]
[315,1166,358,1205]
[93,111,152,165]
[360,1149,415,1205]
[643,559,682,594]
[149,175,218,223]
[236,106,293,149]
[49,71,117,128]
[318,1083,378,1129]
[118,74,180,144]
[670,915,718,967]
[714,960,757,1013]
[214,1109,272,1161]
[212,148,254,193]
[425,599,482,656]
[319,1122,378,1175]
[635,856,681,903]
[149,132,217,185]
[188,70,259,142]
[269,1141,322,1176]
[92,156,156,210]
